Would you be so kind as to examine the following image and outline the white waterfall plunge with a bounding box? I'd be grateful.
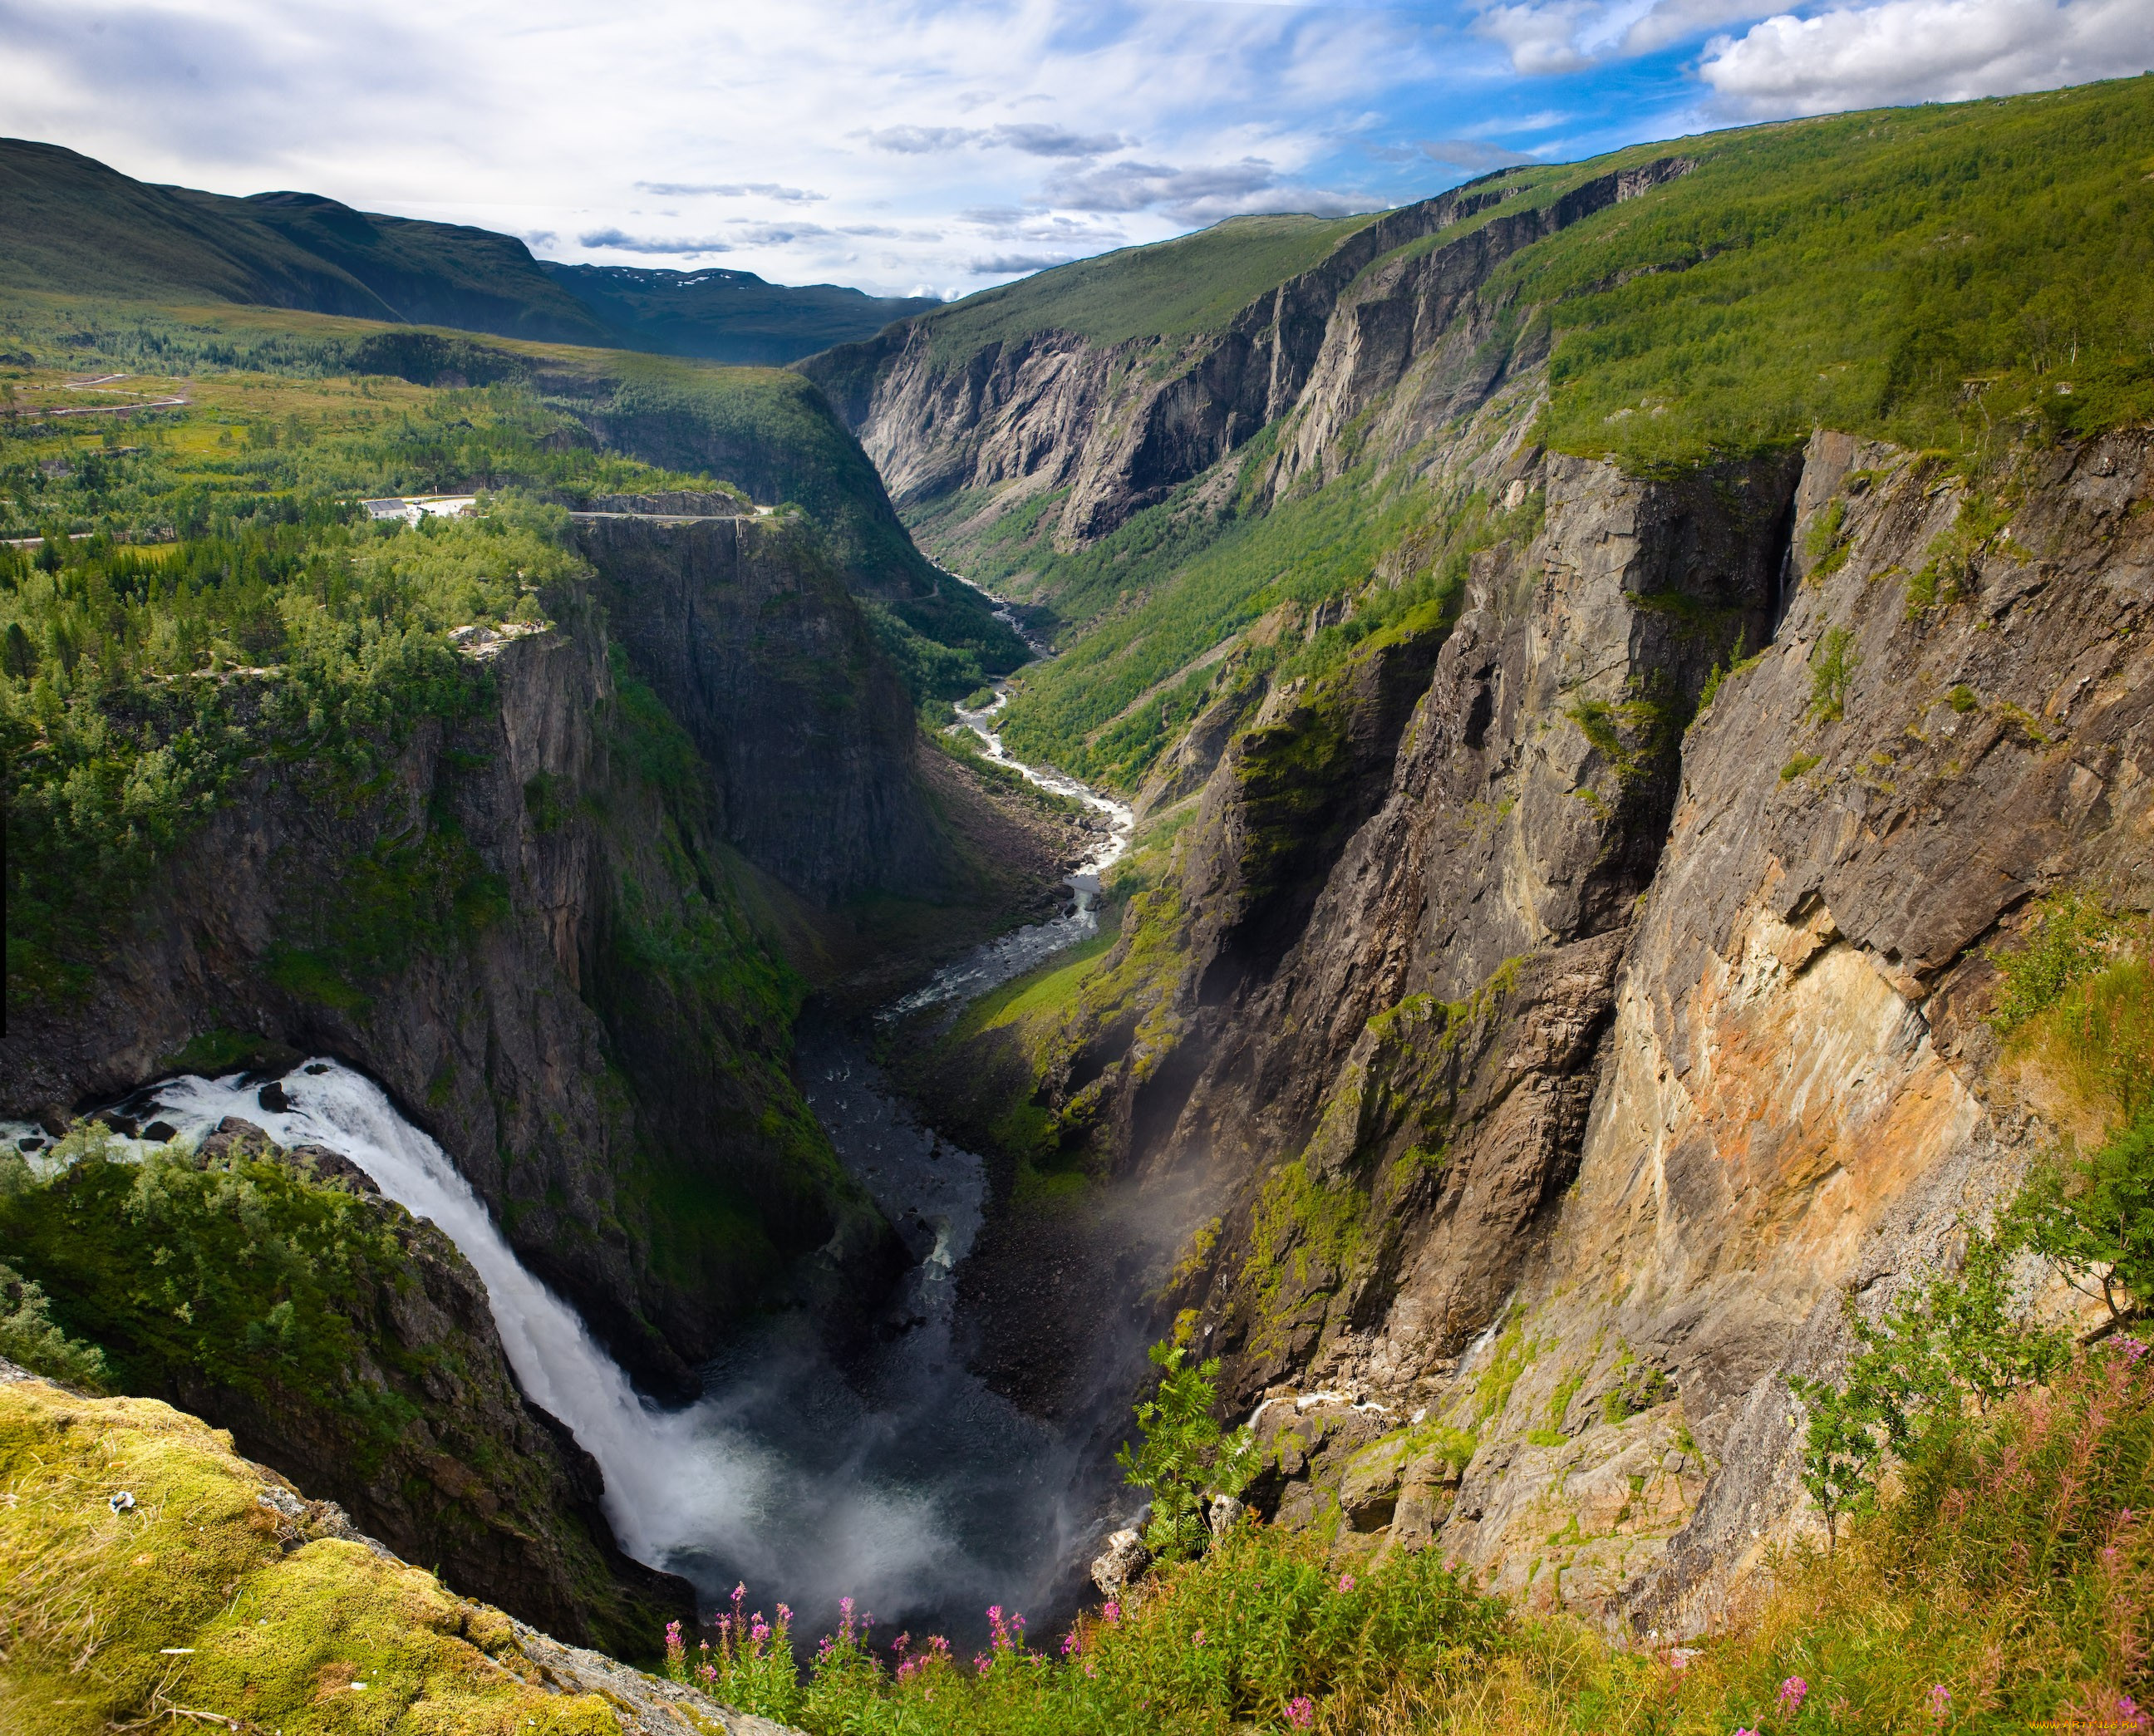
[86,1065,962,1601]
[45,1055,1087,1640]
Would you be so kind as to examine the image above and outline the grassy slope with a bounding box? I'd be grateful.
[966,76,2154,785]
[0,294,1025,687]
[0,1370,714,1734]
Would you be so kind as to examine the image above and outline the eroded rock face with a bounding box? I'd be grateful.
[575,512,943,905]
[937,415,2153,1635]
[1224,428,2152,1632]
[799,164,1690,551]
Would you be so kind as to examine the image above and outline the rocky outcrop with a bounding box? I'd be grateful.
[799,159,1690,551]
[0,1363,798,1733]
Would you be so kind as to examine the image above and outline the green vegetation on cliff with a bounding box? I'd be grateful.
[971,460,1522,787]
[1501,77,2154,466]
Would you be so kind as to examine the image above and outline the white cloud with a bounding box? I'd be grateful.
[0,0,1437,295]
[636,180,829,203]
[1419,137,1540,169]
[1699,0,2154,114]
[1475,1,1604,73]
[966,251,1079,273]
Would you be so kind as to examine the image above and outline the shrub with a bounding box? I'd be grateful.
[0,1258,108,1389]
[1116,1340,1260,1561]
[1807,625,1860,723]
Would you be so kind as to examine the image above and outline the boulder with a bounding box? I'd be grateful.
[1090,1527,1150,1596]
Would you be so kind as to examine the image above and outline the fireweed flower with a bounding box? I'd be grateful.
[1337,1574,1355,1593]
[1193,1629,1206,1645]
[2114,1694,2150,1731]
[1927,1684,1950,1720]
[1778,1677,1809,1716]
[1103,1601,1121,1625]
[1286,1695,1316,1729]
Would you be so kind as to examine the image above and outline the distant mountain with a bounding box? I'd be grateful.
[0,139,611,344]
[541,263,939,366]
[0,138,937,362]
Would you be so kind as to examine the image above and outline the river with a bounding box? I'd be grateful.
[0,589,1138,1651]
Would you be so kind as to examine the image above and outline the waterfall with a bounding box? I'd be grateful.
[45,1055,1088,1639]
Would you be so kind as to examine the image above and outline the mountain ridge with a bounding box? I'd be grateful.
[0,136,940,366]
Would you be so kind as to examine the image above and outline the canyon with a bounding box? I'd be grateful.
[2,76,2152,1731]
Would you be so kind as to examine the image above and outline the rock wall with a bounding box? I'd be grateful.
[0,573,894,1398]
[927,414,2154,1634]
[799,162,1689,549]
[573,511,944,904]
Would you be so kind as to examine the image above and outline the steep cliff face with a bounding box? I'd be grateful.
[800,163,1687,551]
[937,416,2152,1634]
[0,578,890,1396]
[573,509,943,903]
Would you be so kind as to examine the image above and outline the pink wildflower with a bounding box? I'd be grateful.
[1286,1696,1316,1729]
[2112,1335,2148,1363]
[2115,1694,2150,1732]
[1061,1629,1082,1658]
[1193,1629,1206,1646]
[1927,1684,1950,1720]
[1337,1574,1355,1594]
[1103,1600,1121,1626]
[976,1652,992,1677]
[1778,1676,1809,1716]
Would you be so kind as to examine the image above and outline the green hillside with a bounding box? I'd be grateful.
[0,140,610,344]
[0,139,947,369]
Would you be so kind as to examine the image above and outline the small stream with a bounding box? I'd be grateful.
[2,576,1140,1650]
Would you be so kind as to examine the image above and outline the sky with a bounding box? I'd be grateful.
[2,0,2151,301]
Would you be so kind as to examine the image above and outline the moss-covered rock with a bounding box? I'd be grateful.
[0,1364,781,1735]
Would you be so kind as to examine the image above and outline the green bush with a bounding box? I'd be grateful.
[1116,1341,1260,1561]
[0,1127,417,1468]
